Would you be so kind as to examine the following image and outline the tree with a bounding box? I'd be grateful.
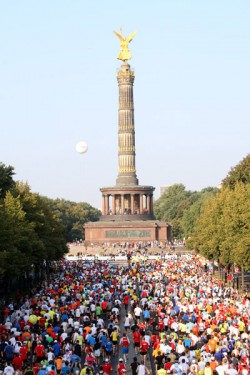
[222,154,250,189]
[0,192,39,278]
[220,183,250,270]
[42,197,101,241]
[186,192,226,261]
[0,161,100,291]
[0,163,15,199]
[187,184,250,270]
[182,187,219,238]
[14,182,68,261]
[154,184,199,239]
[0,181,69,280]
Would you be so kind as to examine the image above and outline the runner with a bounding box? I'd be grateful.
[119,333,130,363]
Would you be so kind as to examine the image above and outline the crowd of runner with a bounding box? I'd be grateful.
[0,253,249,375]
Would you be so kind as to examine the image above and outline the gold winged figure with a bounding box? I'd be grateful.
[114,28,136,62]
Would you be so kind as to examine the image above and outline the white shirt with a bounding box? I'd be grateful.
[124,316,130,326]
[4,366,15,375]
[134,307,142,316]
[137,364,147,375]
[216,365,227,375]
[61,332,68,341]
[144,335,151,345]
[226,369,237,375]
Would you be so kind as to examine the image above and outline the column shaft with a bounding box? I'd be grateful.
[140,194,143,214]
[102,195,105,215]
[121,194,125,214]
[146,194,150,214]
[105,195,109,215]
[112,195,115,214]
[131,194,134,214]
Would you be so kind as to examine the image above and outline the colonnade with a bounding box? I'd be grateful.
[101,192,154,216]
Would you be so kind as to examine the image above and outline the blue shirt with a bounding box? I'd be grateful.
[4,345,15,359]
[88,336,96,346]
[61,366,71,375]
[70,355,81,365]
[38,370,47,375]
[105,342,113,352]
[100,335,107,346]
[52,343,61,356]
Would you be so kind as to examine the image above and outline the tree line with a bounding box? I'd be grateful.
[154,154,250,270]
[0,163,101,282]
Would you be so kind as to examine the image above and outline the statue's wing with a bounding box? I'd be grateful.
[127,31,137,43]
[114,30,123,41]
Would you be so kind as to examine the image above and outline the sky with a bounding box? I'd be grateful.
[0,1,249,209]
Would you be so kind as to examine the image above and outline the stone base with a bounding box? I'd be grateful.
[84,220,171,245]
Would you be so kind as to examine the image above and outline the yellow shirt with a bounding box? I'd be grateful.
[157,369,167,375]
[111,331,118,341]
[49,310,55,319]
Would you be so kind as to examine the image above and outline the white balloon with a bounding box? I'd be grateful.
[76,141,88,154]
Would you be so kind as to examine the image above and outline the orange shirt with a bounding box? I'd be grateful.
[55,358,63,370]
[22,331,31,340]
[46,327,53,336]
[206,305,212,314]
[208,338,217,352]
[84,326,92,334]
[210,361,218,371]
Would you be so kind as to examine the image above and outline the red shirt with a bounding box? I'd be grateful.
[39,317,46,327]
[34,344,45,357]
[140,341,149,352]
[19,320,26,330]
[101,301,107,310]
[121,337,129,347]
[19,346,28,360]
[13,356,23,370]
[102,363,112,375]
[123,296,129,305]
[158,321,164,330]
[165,362,172,371]
[118,363,126,375]
[33,363,40,375]
[133,331,141,343]
[139,323,145,331]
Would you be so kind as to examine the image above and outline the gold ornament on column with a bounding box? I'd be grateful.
[114,28,136,62]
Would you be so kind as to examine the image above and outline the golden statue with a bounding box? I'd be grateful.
[114,28,136,62]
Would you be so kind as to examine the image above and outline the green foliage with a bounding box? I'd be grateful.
[42,197,101,242]
[222,154,250,189]
[0,192,40,278]
[187,155,250,269]
[220,183,250,269]
[0,163,15,199]
[187,183,250,270]
[186,191,226,260]
[154,184,217,239]
[14,182,68,260]
[154,184,192,238]
[182,187,219,238]
[0,161,99,284]
[0,165,70,280]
